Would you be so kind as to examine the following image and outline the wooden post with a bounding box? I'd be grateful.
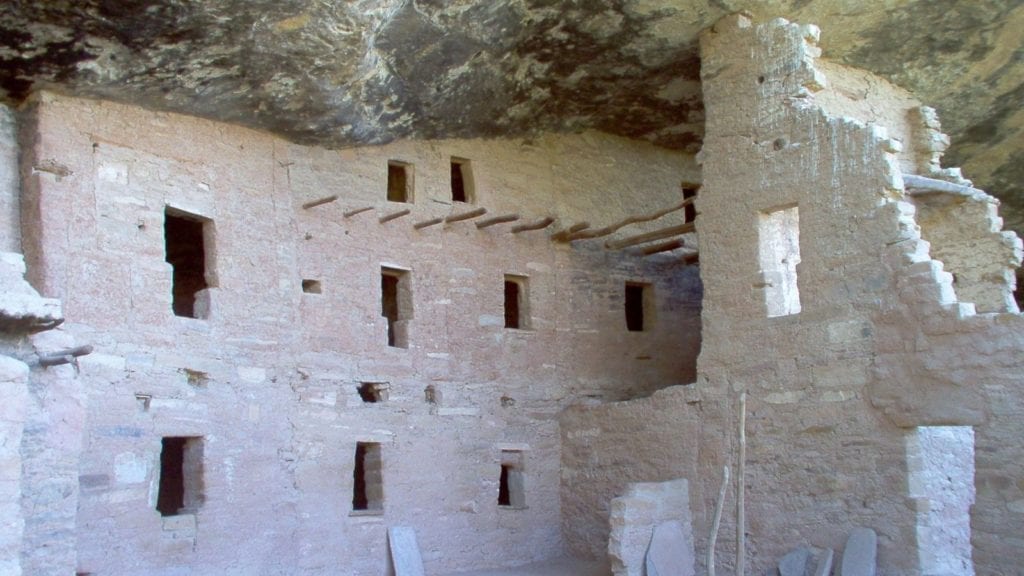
[641,239,685,256]
[737,392,747,576]
[562,197,694,242]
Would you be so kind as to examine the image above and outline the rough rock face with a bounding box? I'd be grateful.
[1,1,1022,226]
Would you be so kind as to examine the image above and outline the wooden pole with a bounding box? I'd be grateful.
[604,222,696,250]
[510,217,554,234]
[343,206,374,218]
[38,344,94,367]
[302,195,338,210]
[475,214,520,229]
[708,465,730,576]
[379,209,411,224]
[682,252,700,265]
[444,207,488,223]
[562,197,695,242]
[550,222,589,242]
[413,217,444,230]
[737,392,747,576]
[641,239,685,256]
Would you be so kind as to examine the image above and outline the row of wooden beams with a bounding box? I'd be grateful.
[605,222,696,250]
[561,196,695,242]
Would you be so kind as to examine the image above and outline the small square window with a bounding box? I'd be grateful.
[353,442,383,513]
[504,275,530,330]
[450,157,474,203]
[157,436,203,517]
[301,279,322,294]
[625,282,652,332]
[387,161,413,203]
[498,450,526,509]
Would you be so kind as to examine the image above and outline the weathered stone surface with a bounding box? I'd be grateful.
[839,528,877,576]
[0,1,1021,235]
[606,477,694,576]
[389,527,425,576]
[644,521,693,576]
[778,547,813,576]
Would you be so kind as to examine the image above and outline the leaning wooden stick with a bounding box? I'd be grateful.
[737,392,747,576]
[708,465,730,576]
[302,195,338,210]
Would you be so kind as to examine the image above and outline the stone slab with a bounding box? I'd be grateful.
[389,526,425,576]
[840,528,877,576]
[644,521,694,576]
[778,546,813,576]
[814,548,834,576]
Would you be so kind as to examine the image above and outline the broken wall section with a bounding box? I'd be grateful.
[559,385,702,561]
[695,15,947,574]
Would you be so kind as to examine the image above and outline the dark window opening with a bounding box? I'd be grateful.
[450,158,473,203]
[157,436,202,517]
[302,279,322,294]
[353,442,383,512]
[381,267,411,348]
[165,209,211,319]
[498,450,525,508]
[625,282,649,332]
[357,382,388,403]
[498,465,511,506]
[387,161,413,203]
[683,185,698,223]
[504,275,529,329]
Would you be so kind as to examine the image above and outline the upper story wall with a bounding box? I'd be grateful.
[20,92,702,401]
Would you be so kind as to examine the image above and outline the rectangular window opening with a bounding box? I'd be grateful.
[381,267,412,348]
[758,205,801,317]
[498,450,525,509]
[301,279,322,294]
[504,275,530,329]
[625,282,651,332]
[353,442,383,513]
[683,185,698,223]
[165,209,213,319]
[387,161,413,203]
[157,436,203,517]
[357,382,389,403]
[450,157,474,203]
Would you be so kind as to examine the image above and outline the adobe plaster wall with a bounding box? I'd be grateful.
[694,13,1023,575]
[17,92,702,575]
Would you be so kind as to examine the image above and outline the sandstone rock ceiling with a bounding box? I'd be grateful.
[1,0,1022,229]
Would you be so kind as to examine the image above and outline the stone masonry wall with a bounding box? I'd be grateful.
[698,14,1024,576]
[0,104,18,253]
[559,385,703,560]
[19,92,702,575]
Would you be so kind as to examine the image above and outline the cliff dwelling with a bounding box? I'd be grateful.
[1,2,1023,576]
